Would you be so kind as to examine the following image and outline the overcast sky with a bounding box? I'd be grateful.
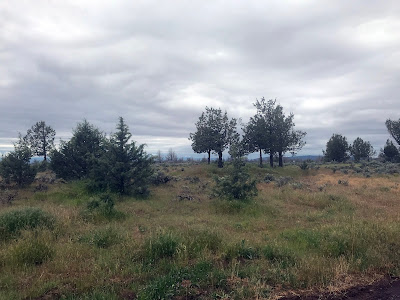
[1,1,400,158]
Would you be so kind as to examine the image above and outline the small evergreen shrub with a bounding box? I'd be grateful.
[299,161,309,170]
[264,174,275,183]
[213,160,257,202]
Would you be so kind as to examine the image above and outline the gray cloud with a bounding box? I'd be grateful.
[1,0,400,157]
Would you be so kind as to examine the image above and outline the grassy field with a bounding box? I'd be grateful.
[0,162,400,299]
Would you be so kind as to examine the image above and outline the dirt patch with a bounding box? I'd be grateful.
[279,277,400,300]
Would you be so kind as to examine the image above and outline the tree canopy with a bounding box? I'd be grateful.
[25,121,56,161]
[50,120,106,180]
[386,119,400,146]
[189,107,237,167]
[350,137,375,162]
[323,134,350,162]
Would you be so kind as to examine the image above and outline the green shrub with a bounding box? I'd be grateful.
[213,160,257,202]
[10,239,54,266]
[82,193,124,222]
[0,207,55,242]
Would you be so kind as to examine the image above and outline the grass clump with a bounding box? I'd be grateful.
[225,240,261,261]
[0,207,55,242]
[81,193,125,222]
[9,238,55,266]
[142,232,180,261]
[263,244,297,267]
[78,227,122,249]
[138,261,218,300]
[185,229,223,257]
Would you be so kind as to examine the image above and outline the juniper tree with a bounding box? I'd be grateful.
[385,119,400,146]
[0,135,37,186]
[50,120,106,180]
[189,107,237,167]
[350,137,376,162]
[381,139,399,162]
[323,134,350,162]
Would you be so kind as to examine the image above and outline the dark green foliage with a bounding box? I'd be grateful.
[25,121,56,161]
[242,98,306,167]
[213,159,257,202]
[10,239,55,266]
[381,139,400,162]
[0,207,55,242]
[323,134,350,162]
[82,193,124,221]
[386,118,400,146]
[50,120,106,180]
[143,233,180,261]
[350,137,375,162]
[189,107,237,167]
[299,161,309,170]
[0,137,37,186]
[98,117,154,195]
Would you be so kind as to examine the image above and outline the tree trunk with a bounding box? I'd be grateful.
[208,150,211,164]
[218,151,223,168]
[270,153,274,167]
[279,151,283,167]
[259,149,263,167]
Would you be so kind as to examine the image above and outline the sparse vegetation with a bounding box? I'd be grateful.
[1,159,400,299]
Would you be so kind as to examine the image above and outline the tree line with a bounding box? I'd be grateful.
[189,98,306,168]
[323,119,400,163]
[0,104,399,188]
[0,118,153,194]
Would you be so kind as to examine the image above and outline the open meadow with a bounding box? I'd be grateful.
[1,162,400,299]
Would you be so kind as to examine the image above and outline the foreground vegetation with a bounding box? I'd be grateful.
[1,162,400,299]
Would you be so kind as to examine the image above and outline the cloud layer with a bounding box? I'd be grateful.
[1,1,400,157]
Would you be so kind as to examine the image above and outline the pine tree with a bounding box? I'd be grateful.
[25,121,56,161]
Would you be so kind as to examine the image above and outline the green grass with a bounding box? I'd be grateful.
[0,207,55,242]
[1,163,400,299]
